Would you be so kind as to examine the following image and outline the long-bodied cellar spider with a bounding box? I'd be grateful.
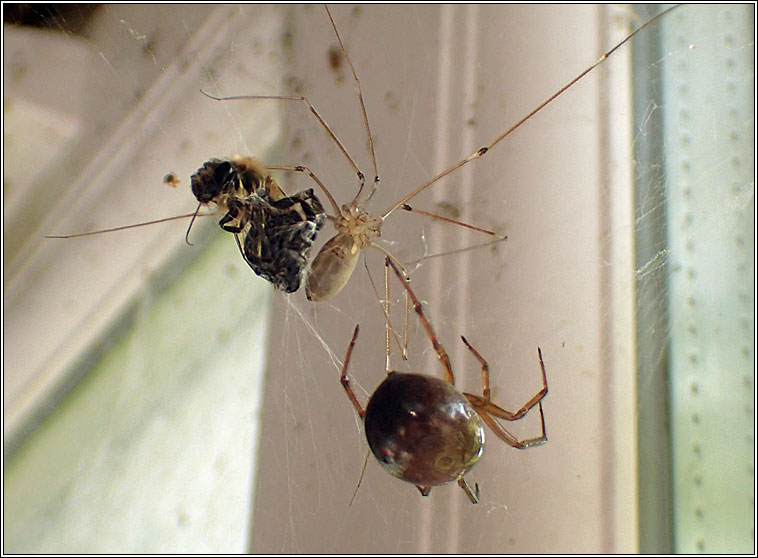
[200,5,677,303]
[45,5,676,306]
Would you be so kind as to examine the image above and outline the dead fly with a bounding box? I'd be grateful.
[188,156,326,293]
[49,156,327,294]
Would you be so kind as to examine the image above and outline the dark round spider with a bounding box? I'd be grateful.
[339,257,549,503]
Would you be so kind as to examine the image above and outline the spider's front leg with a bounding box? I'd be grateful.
[339,324,366,419]
[384,257,455,386]
[462,342,549,449]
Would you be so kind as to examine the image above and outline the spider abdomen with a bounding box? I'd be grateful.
[364,372,485,487]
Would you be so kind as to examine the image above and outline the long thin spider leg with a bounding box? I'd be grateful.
[400,204,507,239]
[474,401,547,449]
[367,242,408,278]
[364,243,412,360]
[460,335,491,403]
[404,237,508,267]
[464,346,548,448]
[384,256,391,372]
[385,256,455,385]
[339,324,365,419]
[402,272,409,359]
[382,256,409,362]
[366,240,419,327]
[348,449,371,507]
[45,211,214,239]
[379,5,682,220]
[464,347,548,421]
[324,4,380,203]
[265,164,341,217]
[362,257,406,363]
[200,90,365,191]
